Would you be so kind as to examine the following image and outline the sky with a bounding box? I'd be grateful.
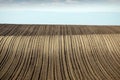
[0,0,120,3]
[0,0,120,25]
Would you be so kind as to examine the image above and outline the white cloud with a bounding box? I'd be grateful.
[0,2,120,13]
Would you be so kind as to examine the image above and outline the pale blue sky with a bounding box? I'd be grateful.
[0,0,120,25]
[0,11,120,25]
